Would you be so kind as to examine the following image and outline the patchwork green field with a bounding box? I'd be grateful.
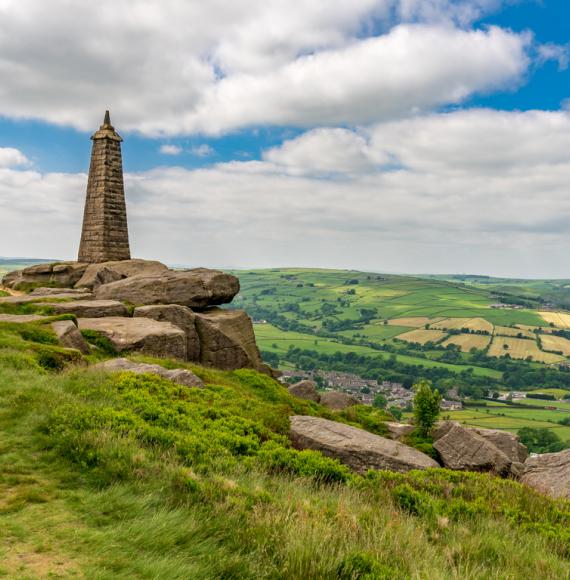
[234,269,548,327]
[255,323,501,378]
[234,268,570,370]
[443,407,570,442]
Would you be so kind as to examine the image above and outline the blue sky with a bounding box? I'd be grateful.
[0,0,566,175]
[0,0,569,276]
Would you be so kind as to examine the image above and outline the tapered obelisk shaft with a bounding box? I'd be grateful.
[78,111,131,262]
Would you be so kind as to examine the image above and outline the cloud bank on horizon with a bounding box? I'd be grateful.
[0,0,568,277]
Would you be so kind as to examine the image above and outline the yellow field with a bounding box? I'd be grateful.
[488,336,564,364]
[387,317,442,328]
[397,329,448,345]
[539,311,570,329]
[540,334,570,356]
[494,326,535,339]
[431,317,493,333]
[441,334,491,352]
[516,324,553,334]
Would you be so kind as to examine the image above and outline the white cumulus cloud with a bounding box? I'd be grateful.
[159,144,183,155]
[2,109,570,277]
[0,0,530,135]
[0,148,30,168]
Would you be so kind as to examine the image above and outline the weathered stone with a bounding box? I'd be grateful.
[134,305,200,361]
[433,420,460,441]
[0,292,93,305]
[95,269,240,308]
[42,300,128,318]
[319,391,359,411]
[75,259,169,290]
[78,111,130,263]
[93,358,203,388]
[288,380,320,402]
[521,449,570,499]
[194,308,263,370]
[434,421,528,470]
[1,270,22,288]
[433,423,512,475]
[2,262,88,290]
[290,415,439,474]
[51,320,89,354]
[470,427,528,464]
[78,317,186,360]
[385,422,415,441]
[30,287,88,296]
[0,314,46,323]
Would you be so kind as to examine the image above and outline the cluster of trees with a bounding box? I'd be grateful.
[526,393,557,401]
[518,427,568,454]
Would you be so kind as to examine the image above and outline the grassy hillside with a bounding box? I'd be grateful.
[233,269,547,326]
[232,268,570,379]
[0,318,569,577]
[422,274,570,310]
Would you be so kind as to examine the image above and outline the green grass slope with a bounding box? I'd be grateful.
[233,269,547,327]
[0,320,569,577]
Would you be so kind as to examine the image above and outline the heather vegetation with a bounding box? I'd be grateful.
[0,318,569,577]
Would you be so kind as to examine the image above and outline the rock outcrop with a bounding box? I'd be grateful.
[42,300,128,318]
[2,262,88,290]
[433,423,512,476]
[288,380,320,402]
[290,415,439,474]
[93,358,204,388]
[319,391,359,411]
[521,449,570,500]
[95,269,239,308]
[75,259,169,290]
[194,307,263,371]
[78,317,187,360]
[51,320,89,354]
[134,305,200,361]
[2,259,270,373]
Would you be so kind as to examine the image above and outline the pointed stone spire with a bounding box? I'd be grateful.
[78,111,131,263]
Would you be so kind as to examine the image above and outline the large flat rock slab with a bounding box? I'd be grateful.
[75,259,169,290]
[93,358,204,388]
[43,300,128,318]
[195,307,262,370]
[521,449,570,500]
[30,287,90,296]
[95,269,239,308]
[0,314,47,323]
[78,317,186,360]
[0,292,93,305]
[290,415,439,474]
